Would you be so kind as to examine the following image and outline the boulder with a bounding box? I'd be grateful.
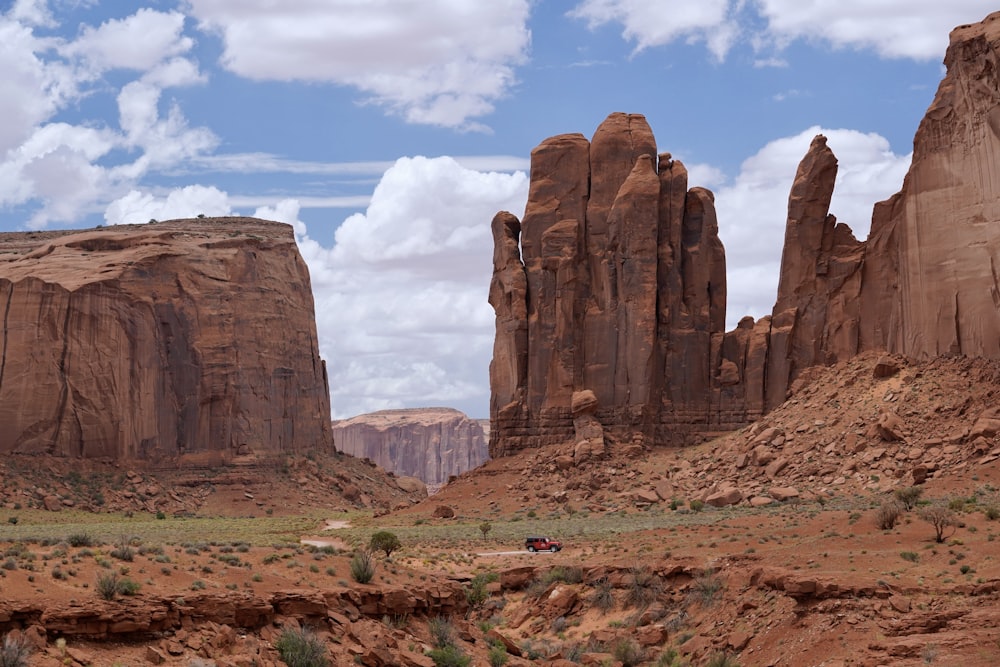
[432,505,455,519]
[769,486,800,502]
[705,488,743,507]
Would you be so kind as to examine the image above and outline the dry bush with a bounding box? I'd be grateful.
[875,501,903,530]
[918,504,957,543]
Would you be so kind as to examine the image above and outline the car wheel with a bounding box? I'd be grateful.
[551,546,560,552]
[528,546,536,552]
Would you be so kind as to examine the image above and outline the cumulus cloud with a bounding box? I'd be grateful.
[187,0,531,129]
[714,127,911,326]
[756,1,991,60]
[292,156,528,418]
[569,0,990,61]
[0,7,215,228]
[104,185,232,225]
[58,9,193,72]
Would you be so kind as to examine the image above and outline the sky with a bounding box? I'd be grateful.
[0,1,994,419]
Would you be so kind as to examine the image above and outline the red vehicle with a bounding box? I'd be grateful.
[525,536,562,552]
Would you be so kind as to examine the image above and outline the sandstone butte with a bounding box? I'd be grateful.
[489,11,1000,457]
[331,407,488,488]
[0,217,333,465]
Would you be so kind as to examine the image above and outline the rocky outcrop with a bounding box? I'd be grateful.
[489,12,1000,456]
[331,408,488,486]
[0,218,332,465]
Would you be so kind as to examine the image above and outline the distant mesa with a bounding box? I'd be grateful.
[488,11,1000,456]
[0,217,333,465]
[331,407,489,489]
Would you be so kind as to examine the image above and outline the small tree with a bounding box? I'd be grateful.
[919,504,957,543]
[479,522,492,540]
[368,531,401,559]
[350,550,376,584]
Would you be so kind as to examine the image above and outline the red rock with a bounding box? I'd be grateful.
[769,486,800,502]
[706,488,742,507]
[331,408,488,486]
[873,356,901,378]
[877,412,906,442]
[0,218,332,462]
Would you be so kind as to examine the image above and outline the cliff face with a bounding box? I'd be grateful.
[0,218,332,465]
[331,408,489,486]
[489,11,1000,456]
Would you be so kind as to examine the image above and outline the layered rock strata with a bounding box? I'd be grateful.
[0,218,332,465]
[331,408,489,486]
[489,11,1000,456]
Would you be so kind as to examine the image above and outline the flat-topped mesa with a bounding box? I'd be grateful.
[490,13,1000,456]
[0,217,333,466]
[331,408,489,486]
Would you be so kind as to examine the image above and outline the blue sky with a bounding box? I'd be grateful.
[0,1,993,419]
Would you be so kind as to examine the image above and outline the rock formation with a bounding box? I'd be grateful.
[489,11,1000,456]
[331,407,488,486]
[0,218,332,465]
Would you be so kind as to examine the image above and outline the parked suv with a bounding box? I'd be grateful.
[525,536,562,552]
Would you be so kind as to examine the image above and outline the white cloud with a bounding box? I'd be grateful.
[714,127,911,326]
[757,1,991,60]
[104,185,232,225]
[294,156,528,418]
[569,0,991,62]
[59,9,193,72]
[187,0,531,129]
[569,0,738,60]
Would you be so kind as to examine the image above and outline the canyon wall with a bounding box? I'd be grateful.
[489,11,1000,456]
[0,218,333,465]
[331,408,489,486]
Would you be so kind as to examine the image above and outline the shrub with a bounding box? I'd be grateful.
[350,550,376,584]
[900,551,919,563]
[590,577,615,614]
[274,627,328,667]
[689,499,705,512]
[691,569,723,606]
[612,638,644,667]
[428,616,456,649]
[0,633,33,667]
[96,572,120,600]
[67,533,94,548]
[96,572,140,599]
[918,504,957,543]
[465,573,497,609]
[487,641,509,667]
[894,486,923,510]
[706,652,741,667]
[427,644,471,667]
[479,522,492,539]
[875,501,903,530]
[985,506,999,521]
[626,565,662,609]
[368,531,401,559]
[110,537,135,562]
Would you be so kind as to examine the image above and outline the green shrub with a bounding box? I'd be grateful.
[426,644,471,667]
[96,572,120,600]
[612,638,644,667]
[900,551,919,563]
[368,531,402,559]
[706,652,740,667]
[465,573,495,608]
[918,504,957,543]
[487,641,508,667]
[985,506,999,521]
[274,627,328,667]
[689,499,705,512]
[350,550,376,584]
[0,633,33,667]
[479,522,492,539]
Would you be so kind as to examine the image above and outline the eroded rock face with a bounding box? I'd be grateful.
[331,408,489,486]
[489,12,1000,455]
[0,218,332,464]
